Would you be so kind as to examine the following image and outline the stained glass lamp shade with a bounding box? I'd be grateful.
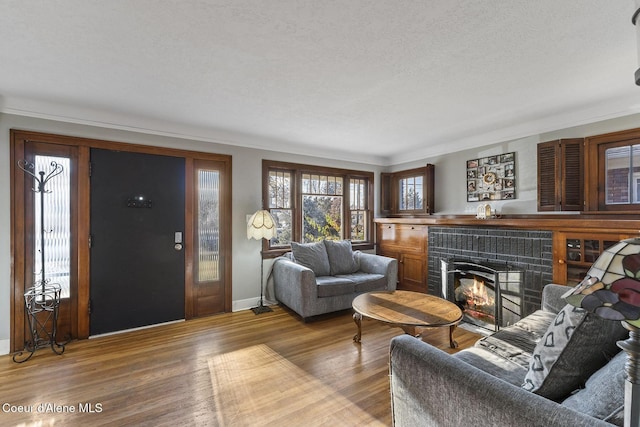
[247,210,277,314]
[247,210,277,240]
[563,237,640,427]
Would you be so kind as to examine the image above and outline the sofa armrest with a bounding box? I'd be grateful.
[272,258,318,314]
[355,252,398,290]
[541,283,572,313]
[389,335,609,427]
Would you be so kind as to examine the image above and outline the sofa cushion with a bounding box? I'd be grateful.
[561,349,625,426]
[337,272,385,293]
[324,240,359,275]
[315,276,355,297]
[475,310,556,370]
[291,241,331,276]
[454,347,528,387]
[522,304,627,400]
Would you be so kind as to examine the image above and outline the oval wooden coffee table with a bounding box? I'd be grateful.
[352,290,463,348]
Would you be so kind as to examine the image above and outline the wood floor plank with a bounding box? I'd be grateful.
[0,306,480,426]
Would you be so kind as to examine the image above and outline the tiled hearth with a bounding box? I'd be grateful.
[428,226,553,317]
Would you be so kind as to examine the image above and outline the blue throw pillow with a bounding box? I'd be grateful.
[323,240,359,275]
[290,241,331,276]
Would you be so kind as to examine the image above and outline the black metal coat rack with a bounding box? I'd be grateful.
[13,159,66,363]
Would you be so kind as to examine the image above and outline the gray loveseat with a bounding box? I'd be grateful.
[389,284,630,426]
[273,240,397,320]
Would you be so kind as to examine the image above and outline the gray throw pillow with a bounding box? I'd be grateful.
[324,240,359,275]
[522,304,627,401]
[290,241,331,276]
[561,350,625,426]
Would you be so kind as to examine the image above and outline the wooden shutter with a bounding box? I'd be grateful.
[560,139,584,211]
[424,164,435,214]
[380,172,392,216]
[538,140,560,211]
[537,139,584,211]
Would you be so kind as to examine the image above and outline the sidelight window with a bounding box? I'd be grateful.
[197,169,220,282]
[33,155,71,298]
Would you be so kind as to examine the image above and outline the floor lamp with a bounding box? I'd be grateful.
[564,238,640,427]
[247,209,277,314]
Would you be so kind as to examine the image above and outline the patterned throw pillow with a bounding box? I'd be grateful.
[323,240,359,275]
[522,304,627,401]
[290,241,331,277]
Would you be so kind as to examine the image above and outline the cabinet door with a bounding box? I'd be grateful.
[376,222,428,292]
[554,232,630,285]
[395,225,427,250]
[399,253,426,293]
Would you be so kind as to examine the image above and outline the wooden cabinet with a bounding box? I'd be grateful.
[553,232,632,285]
[538,139,584,211]
[376,223,428,293]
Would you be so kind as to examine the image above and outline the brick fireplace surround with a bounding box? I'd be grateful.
[427,226,553,317]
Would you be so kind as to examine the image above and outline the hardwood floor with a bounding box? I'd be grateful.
[0,305,480,426]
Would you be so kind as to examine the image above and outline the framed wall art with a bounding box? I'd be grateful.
[466,152,516,202]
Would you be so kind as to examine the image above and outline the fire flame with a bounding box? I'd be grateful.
[464,278,494,307]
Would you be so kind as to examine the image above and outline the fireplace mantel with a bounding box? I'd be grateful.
[374,214,640,234]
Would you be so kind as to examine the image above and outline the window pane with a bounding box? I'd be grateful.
[350,181,358,210]
[350,211,366,241]
[269,171,291,209]
[197,169,220,282]
[303,195,342,242]
[348,178,367,242]
[634,145,640,203]
[270,209,292,246]
[415,177,423,209]
[268,171,292,245]
[302,173,310,194]
[34,156,71,298]
[606,146,631,205]
[399,176,423,211]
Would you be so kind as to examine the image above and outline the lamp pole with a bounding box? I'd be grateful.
[619,322,640,427]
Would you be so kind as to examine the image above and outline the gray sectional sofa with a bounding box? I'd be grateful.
[272,240,397,320]
[389,284,630,426]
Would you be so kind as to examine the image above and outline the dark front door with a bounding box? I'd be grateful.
[89,149,185,335]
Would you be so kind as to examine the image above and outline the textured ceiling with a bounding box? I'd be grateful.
[1,1,639,165]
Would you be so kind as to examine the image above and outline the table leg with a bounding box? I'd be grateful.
[353,312,362,343]
[449,324,458,348]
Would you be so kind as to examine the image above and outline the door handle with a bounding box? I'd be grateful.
[174,231,183,250]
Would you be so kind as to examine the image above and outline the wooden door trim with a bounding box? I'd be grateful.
[10,130,233,348]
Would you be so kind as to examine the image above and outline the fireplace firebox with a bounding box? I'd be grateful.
[441,259,524,331]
